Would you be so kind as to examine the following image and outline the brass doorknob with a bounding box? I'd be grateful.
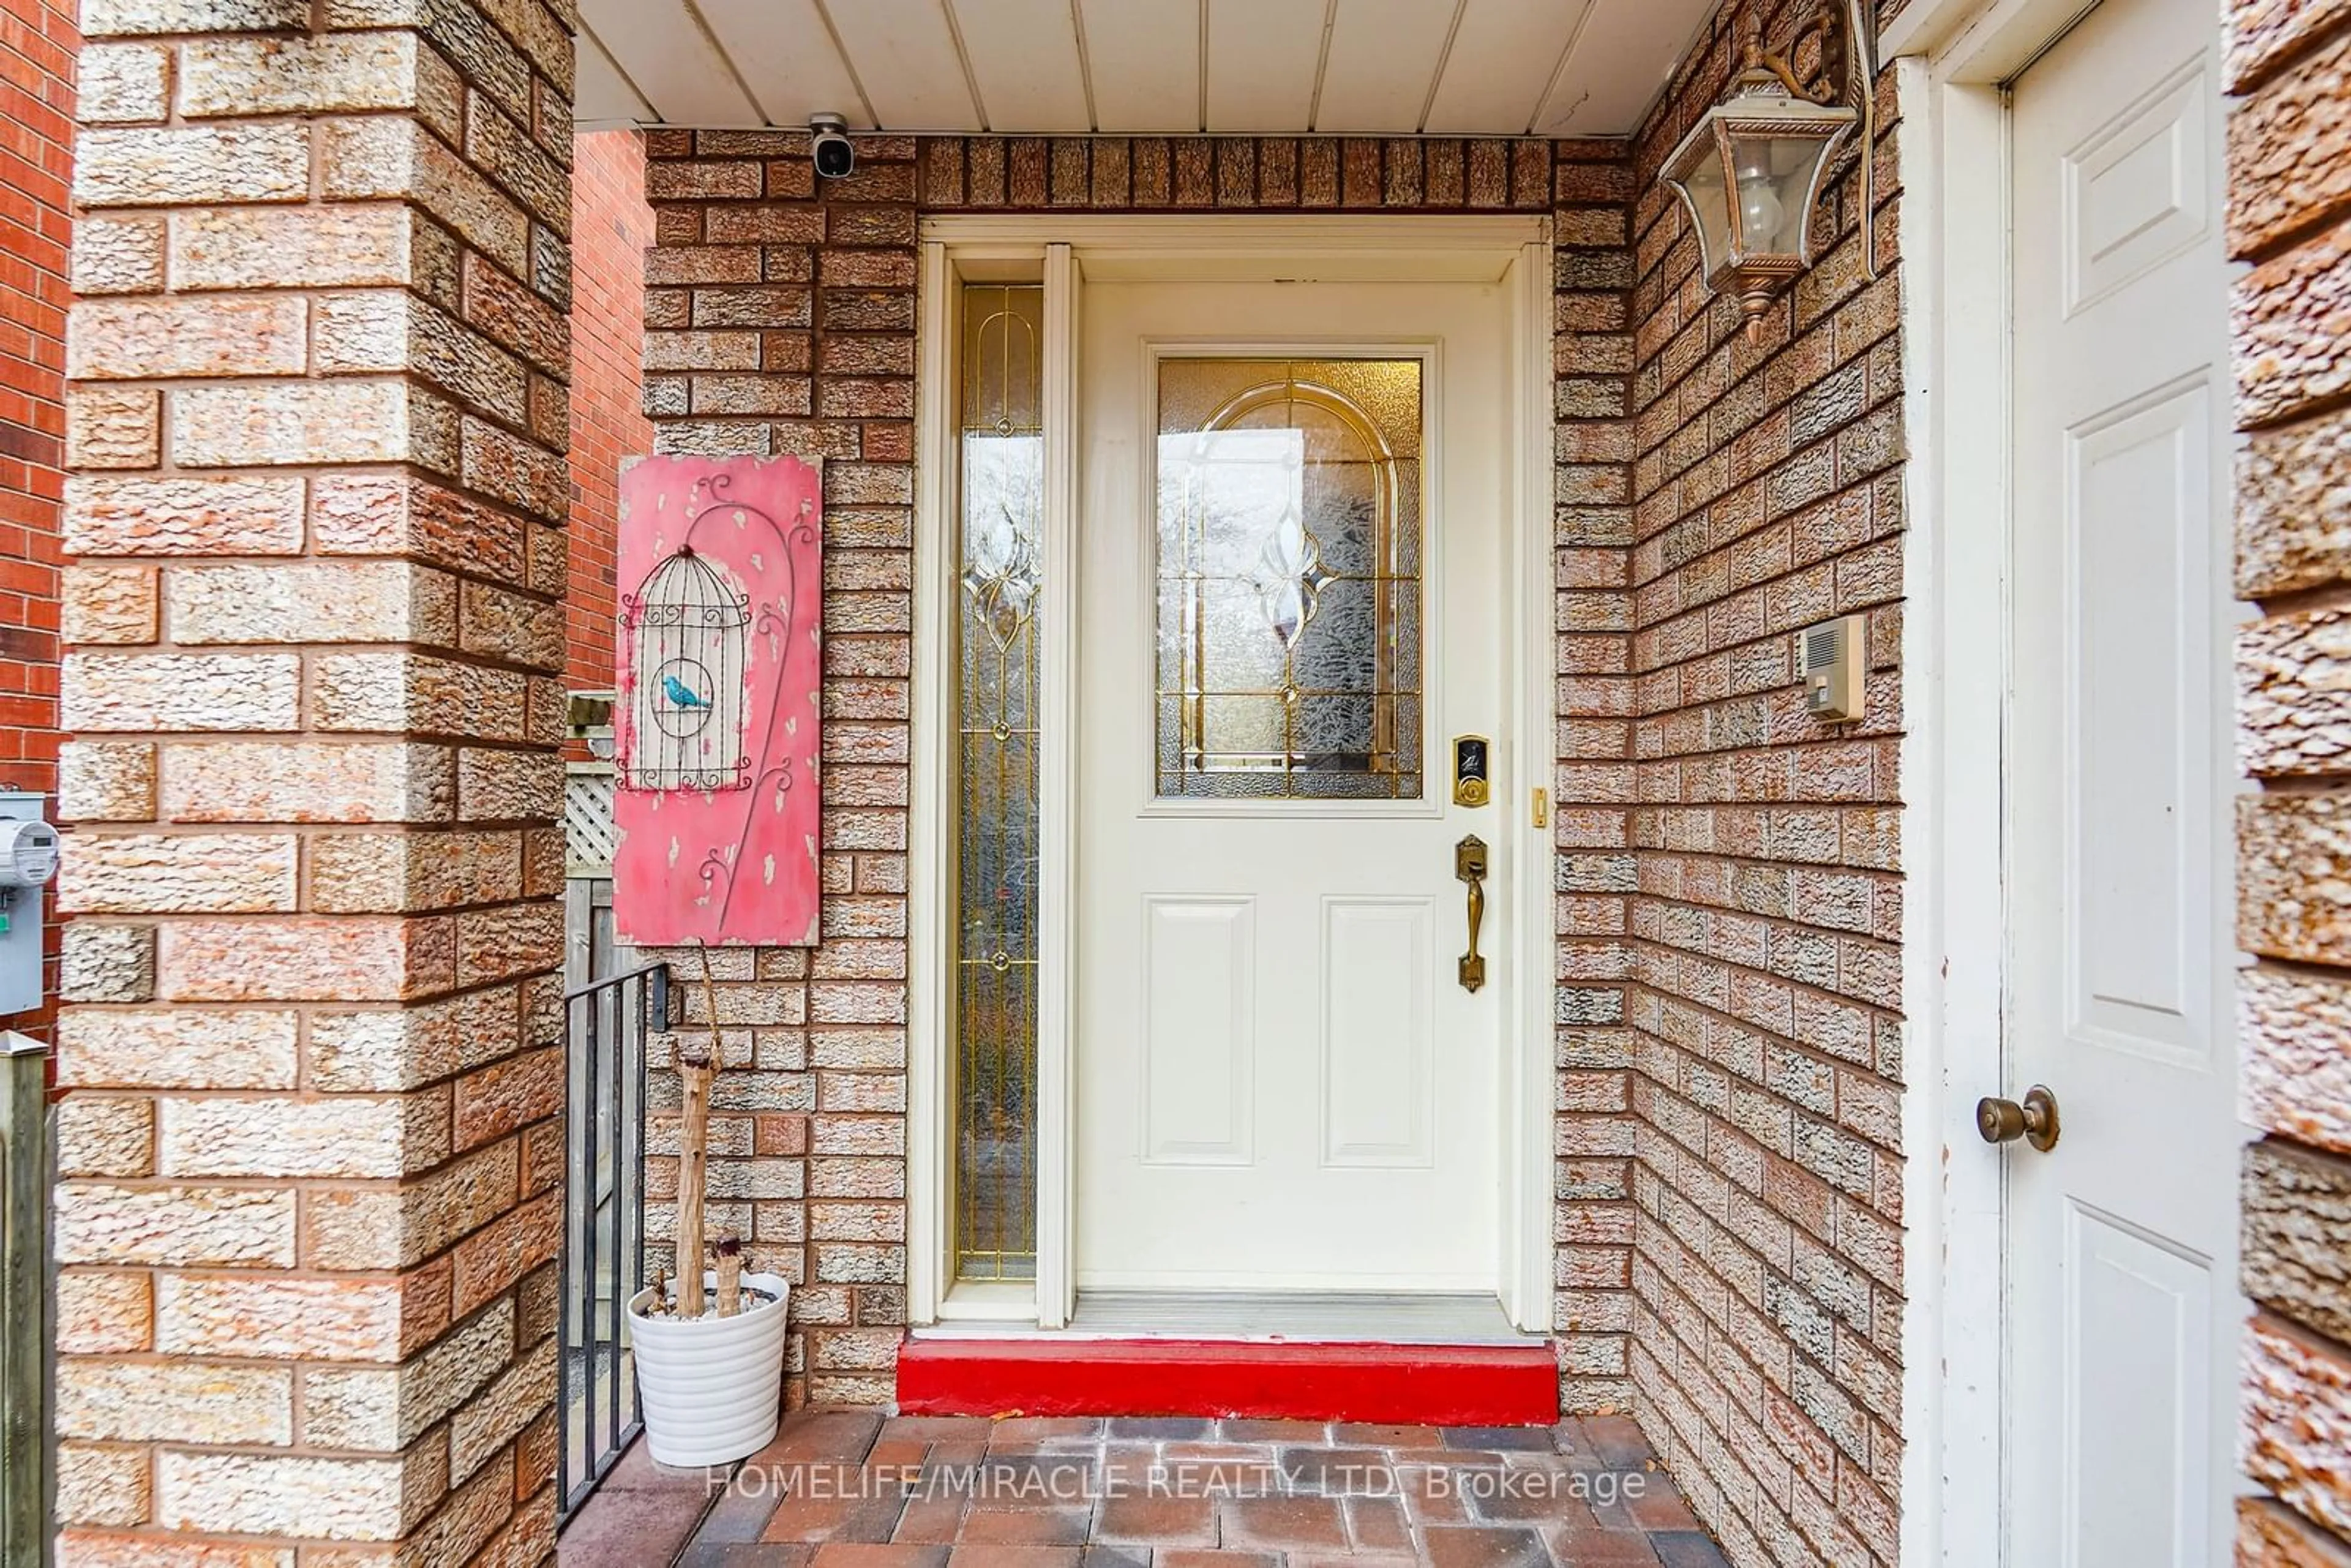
[1977,1085,2060,1152]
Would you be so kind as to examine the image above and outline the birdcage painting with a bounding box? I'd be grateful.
[621,548,751,792]
[612,454,825,948]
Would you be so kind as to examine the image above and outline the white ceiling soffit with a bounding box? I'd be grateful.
[576,0,1714,139]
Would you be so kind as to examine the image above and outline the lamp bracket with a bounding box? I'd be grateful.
[1758,0,1880,282]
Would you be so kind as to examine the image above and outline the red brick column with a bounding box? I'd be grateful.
[564,129,652,723]
[53,4,573,1558]
[0,0,75,1037]
[2227,0,2351,1558]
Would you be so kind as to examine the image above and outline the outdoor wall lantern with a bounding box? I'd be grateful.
[1661,0,1879,341]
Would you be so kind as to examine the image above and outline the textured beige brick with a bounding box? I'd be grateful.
[2240,402,2351,598]
[447,1337,553,1484]
[78,43,171,124]
[462,250,567,377]
[2243,1314,2351,1540]
[157,1273,438,1362]
[460,414,567,520]
[60,923,157,1004]
[314,294,531,433]
[64,475,307,557]
[313,651,528,738]
[2229,0,2351,89]
[2241,792,2351,963]
[56,1272,154,1356]
[157,917,454,1003]
[168,560,458,647]
[171,205,419,291]
[75,124,309,207]
[156,1448,441,1542]
[63,651,301,733]
[2229,25,2351,258]
[457,580,564,669]
[66,386,160,470]
[70,294,308,381]
[300,1301,512,1452]
[160,742,457,825]
[57,1443,151,1528]
[452,1045,560,1151]
[307,829,523,913]
[2241,607,2351,776]
[2243,962,2351,1153]
[61,565,158,646]
[70,214,166,295]
[80,0,308,34]
[465,90,568,232]
[59,1008,299,1091]
[57,1096,156,1178]
[159,1093,448,1179]
[312,471,528,584]
[306,1141,519,1271]
[2237,222,2351,427]
[321,116,530,280]
[179,30,430,119]
[54,1182,294,1268]
[2244,1139,2351,1343]
[2239,1497,2351,1566]
[169,381,418,468]
[58,1360,294,1446]
[61,832,298,915]
[456,749,561,821]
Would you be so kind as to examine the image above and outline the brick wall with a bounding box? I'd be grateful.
[54,3,574,1560]
[565,127,650,719]
[2226,0,2351,1556]
[633,130,1666,1409]
[0,0,74,1036]
[1618,9,1908,1566]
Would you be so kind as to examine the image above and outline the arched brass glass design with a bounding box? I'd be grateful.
[954,284,1042,1281]
[1155,358,1424,800]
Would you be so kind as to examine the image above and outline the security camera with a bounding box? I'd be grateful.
[810,114,854,180]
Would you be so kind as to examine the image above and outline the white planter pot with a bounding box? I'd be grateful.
[627,1271,791,1468]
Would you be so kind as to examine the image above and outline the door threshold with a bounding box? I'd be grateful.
[912,1289,1542,1348]
[898,1321,1558,1424]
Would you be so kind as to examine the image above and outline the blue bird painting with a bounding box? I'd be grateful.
[661,673,710,710]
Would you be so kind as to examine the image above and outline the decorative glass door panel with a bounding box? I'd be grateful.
[1154,358,1424,800]
[954,283,1043,1282]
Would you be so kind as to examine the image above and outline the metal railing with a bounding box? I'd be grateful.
[558,962,669,1522]
[1,1030,50,1566]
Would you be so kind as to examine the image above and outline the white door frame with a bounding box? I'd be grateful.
[1886,0,2233,1559]
[907,214,1558,1333]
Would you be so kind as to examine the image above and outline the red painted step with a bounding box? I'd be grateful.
[896,1337,1561,1426]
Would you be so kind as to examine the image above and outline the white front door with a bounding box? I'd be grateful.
[2005,0,2242,1556]
[1075,276,1512,1291]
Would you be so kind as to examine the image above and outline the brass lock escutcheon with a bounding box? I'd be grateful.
[1976,1084,2061,1152]
[1455,835,1488,993]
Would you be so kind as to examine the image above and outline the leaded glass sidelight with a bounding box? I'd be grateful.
[1155,358,1425,800]
[954,284,1043,1282]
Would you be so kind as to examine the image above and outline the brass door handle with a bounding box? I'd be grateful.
[1977,1084,2060,1152]
[1455,835,1488,992]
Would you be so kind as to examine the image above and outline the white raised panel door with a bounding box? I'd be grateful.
[1076,277,1509,1289]
[2007,0,2242,1559]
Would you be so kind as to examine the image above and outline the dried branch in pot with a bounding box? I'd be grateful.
[714,1231,743,1318]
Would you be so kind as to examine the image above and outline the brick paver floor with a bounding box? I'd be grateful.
[558,1408,1733,1567]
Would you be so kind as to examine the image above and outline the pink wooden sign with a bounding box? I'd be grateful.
[612,454,823,947]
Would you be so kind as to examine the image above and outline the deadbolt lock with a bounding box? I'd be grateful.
[1977,1084,2060,1152]
[1453,735,1490,808]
